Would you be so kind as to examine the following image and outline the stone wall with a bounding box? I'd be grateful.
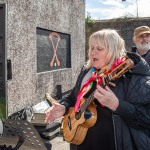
[86,17,150,59]
[0,0,85,114]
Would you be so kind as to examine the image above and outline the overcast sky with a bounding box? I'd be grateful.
[86,0,150,20]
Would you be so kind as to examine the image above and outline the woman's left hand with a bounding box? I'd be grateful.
[94,85,119,111]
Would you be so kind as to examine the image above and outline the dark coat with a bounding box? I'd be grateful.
[132,46,150,66]
[60,52,150,150]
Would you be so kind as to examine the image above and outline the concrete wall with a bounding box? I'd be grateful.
[86,17,150,59]
[0,0,85,114]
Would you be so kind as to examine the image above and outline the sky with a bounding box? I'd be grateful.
[86,0,150,20]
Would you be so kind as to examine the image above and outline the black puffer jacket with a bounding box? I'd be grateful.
[60,52,150,150]
[132,46,150,66]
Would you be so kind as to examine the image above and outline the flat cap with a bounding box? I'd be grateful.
[134,26,150,37]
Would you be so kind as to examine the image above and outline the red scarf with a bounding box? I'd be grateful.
[74,57,126,113]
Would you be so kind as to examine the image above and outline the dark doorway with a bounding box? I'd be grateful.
[0,4,6,119]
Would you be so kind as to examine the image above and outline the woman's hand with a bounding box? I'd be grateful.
[94,85,119,111]
[45,102,66,124]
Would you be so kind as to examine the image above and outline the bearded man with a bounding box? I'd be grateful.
[132,26,150,65]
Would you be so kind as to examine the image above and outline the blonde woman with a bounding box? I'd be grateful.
[46,29,150,150]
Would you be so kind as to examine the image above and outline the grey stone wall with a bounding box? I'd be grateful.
[86,18,150,58]
[0,0,85,114]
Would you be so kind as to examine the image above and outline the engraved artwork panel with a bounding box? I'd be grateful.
[37,28,71,73]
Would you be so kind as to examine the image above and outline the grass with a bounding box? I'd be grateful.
[0,97,7,119]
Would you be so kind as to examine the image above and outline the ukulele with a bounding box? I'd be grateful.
[61,58,134,145]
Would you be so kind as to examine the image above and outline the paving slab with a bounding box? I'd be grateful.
[49,134,69,150]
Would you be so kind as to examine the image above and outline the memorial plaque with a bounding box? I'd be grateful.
[37,28,71,73]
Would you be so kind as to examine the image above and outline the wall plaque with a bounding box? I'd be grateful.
[36,28,71,73]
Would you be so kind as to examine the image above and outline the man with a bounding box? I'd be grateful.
[132,25,150,65]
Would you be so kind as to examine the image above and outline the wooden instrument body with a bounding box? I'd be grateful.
[62,99,97,145]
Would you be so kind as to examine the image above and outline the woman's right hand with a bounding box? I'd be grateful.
[45,102,66,124]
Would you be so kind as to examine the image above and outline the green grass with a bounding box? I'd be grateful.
[0,97,6,119]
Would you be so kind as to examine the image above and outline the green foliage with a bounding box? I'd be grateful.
[0,97,6,119]
[85,12,94,29]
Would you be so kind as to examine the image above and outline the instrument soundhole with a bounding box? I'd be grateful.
[84,109,92,120]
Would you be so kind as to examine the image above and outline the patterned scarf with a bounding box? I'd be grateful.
[74,57,126,113]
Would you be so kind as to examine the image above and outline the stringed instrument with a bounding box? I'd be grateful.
[61,58,134,145]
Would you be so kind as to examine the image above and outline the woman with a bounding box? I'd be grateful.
[45,29,150,150]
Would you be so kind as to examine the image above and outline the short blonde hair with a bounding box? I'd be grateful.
[85,29,126,69]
